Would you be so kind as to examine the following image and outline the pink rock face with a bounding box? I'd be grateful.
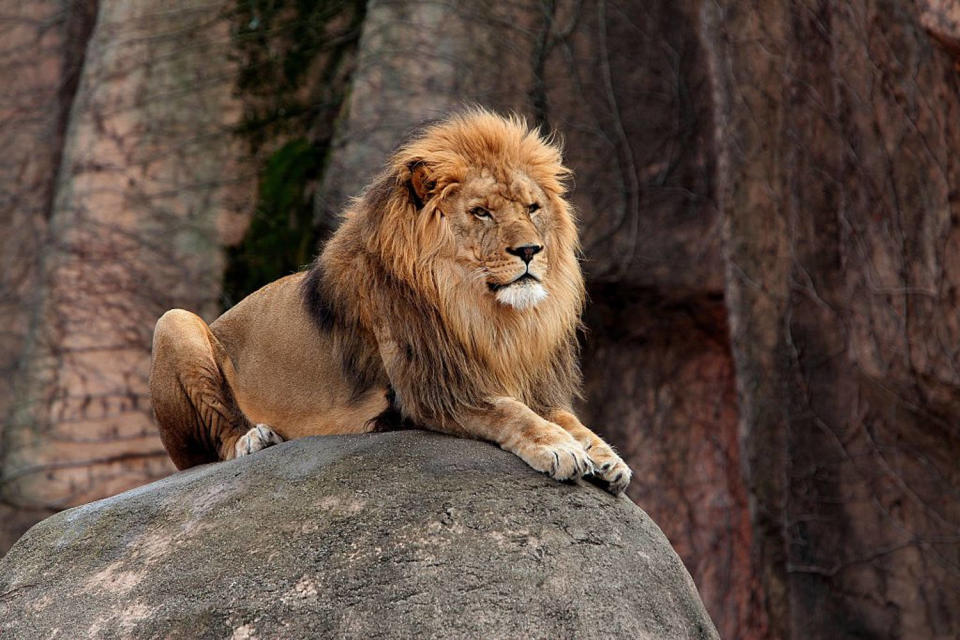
[0,0,95,552]
[2,0,254,549]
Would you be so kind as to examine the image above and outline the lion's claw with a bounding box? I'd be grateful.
[583,442,632,495]
[517,428,595,483]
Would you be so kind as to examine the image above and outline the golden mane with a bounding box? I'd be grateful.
[310,109,586,427]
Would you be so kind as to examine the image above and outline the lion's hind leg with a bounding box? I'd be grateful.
[150,309,281,469]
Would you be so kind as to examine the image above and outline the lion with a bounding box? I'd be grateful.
[149,109,632,494]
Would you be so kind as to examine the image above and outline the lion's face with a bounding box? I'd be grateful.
[443,168,553,311]
[378,110,581,317]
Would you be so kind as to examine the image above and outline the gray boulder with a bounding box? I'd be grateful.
[0,431,718,639]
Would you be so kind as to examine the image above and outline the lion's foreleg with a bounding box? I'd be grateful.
[547,409,632,494]
[454,397,595,482]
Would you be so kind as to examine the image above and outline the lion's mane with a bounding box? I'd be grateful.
[302,110,585,429]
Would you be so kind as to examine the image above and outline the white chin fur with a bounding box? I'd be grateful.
[495,281,548,310]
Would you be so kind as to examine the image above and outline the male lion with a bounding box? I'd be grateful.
[150,109,632,494]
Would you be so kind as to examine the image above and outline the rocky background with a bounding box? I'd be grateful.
[1,1,958,638]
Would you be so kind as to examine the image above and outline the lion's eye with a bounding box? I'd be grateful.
[470,206,492,219]
[528,202,541,214]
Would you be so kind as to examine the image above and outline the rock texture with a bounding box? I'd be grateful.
[0,431,717,640]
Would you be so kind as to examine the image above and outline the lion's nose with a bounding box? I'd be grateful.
[506,244,543,264]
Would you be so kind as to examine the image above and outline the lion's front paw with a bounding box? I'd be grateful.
[585,443,632,494]
[512,428,596,482]
[234,424,284,458]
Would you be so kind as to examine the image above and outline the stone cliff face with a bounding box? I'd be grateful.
[0,431,718,640]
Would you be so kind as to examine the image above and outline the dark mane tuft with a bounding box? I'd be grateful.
[300,262,336,332]
[300,259,386,399]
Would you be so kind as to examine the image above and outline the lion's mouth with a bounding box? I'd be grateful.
[487,272,540,292]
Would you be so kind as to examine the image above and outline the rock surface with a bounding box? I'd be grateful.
[0,431,718,639]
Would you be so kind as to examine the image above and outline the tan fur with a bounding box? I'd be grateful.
[150,109,631,493]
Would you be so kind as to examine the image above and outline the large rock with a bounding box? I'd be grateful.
[0,431,718,639]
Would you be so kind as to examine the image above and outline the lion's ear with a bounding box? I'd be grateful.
[406,161,435,209]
